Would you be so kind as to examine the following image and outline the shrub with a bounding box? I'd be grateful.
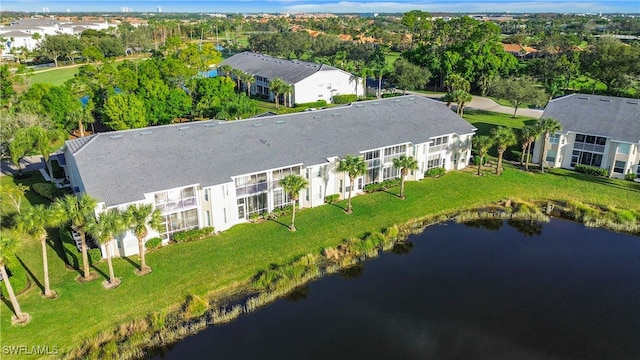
[144,237,163,250]
[172,227,215,243]
[574,164,608,177]
[183,294,209,319]
[425,167,446,178]
[363,179,401,193]
[332,94,357,104]
[294,100,327,108]
[31,182,63,201]
[324,194,340,204]
[625,173,637,181]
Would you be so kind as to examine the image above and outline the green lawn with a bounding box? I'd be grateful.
[2,110,639,358]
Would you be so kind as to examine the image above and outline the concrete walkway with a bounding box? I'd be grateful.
[1,155,44,177]
[419,92,544,119]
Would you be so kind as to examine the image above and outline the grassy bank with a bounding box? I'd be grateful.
[1,164,639,358]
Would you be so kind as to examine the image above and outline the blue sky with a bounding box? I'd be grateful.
[2,1,639,14]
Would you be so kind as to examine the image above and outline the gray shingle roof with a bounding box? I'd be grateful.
[220,51,343,85]
[542,94,640,143]
[69,96,476,206]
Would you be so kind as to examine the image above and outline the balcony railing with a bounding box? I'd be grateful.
[155,197,196,213]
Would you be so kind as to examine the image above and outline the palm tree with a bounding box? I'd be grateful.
[218,64,232,79]
[279,175,308,231]
[124,204,163,274]
[338,155,367,214]
[53,194,98,282]
[86,209,126,289]
[282,83,293,107]
[31,127,66,180]
[492,127,517,175]
[0,235,30,325]
[536,117,563,173]
[519,125,540,171]
[16,204,63,298]
[269,77,287,108]
[232,68,244,92]
[473,135,494,176]
[240,72,255,97]
[392,155,418,199]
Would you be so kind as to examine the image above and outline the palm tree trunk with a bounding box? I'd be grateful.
[400,175,406,199]
[525,142,531,171]
[496,150,504,175]
[290,201,296,231]
[41,239,52,297]
[347,178,354,213]
[540,135,548,173]
[138,237,148,271]
[78,119,85,138]
[80,232,90,279]
[513,106,518,118]
[477,158,482,176]
[106,240,116,285]
[520,145,526,165]
[1,264,24,318]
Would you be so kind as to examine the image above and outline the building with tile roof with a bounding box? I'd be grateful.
[61,95,476,257]
[532,94,640,178]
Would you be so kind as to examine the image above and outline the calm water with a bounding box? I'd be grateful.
[152,219,640,360]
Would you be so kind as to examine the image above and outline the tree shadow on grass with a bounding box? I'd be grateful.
[51,228,82,276]
[122,256,140,271]
[16,255,43,294]
[268,218,292,230]
[547,170,640,194]
[91,263,109,281]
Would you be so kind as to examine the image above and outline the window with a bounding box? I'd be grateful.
[383,145,407,163]
[223,208,227,223]
[571,150,603,167]
[365,168,380,185]
[571,133,606,168]
[426,153,444,170]
[617,143,630,155]
[237,193,268,219]
[614,160,625,174]
[429,136,449,152]
[382,165,399,181]
[549,134,560,144]
[339,179,343,193]
[546,150,556,162]
[205,210,211,227]
[204,189,209,202]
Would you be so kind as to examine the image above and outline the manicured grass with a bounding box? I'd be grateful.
[2,164,639,358]
[27,66,80,86]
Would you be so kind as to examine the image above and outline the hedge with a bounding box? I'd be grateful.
[294,100,327,108]
[172,227,215,243]
[332,94,357,104]
[31,182,63,201]
[574,164,608,177]
[324,194,340,204]
[145,237,163,250]
[425,167,446,178]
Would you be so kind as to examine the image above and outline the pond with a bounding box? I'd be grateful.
[151,219,640,359]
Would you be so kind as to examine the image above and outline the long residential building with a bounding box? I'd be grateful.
[60,96,476,257]
[219,51,364,105]
[532,94,640,179]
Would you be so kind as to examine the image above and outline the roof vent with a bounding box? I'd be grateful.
[577,96,589,100]
[627,101,639,105]
[332,113,340,116]
[355,104,364,108]
[204,123,216,128]
[140,131,152,135]
[393,99,401,102]
[253,123,263,128]
[600,99,611,102]
[178,126,190,131]
[109,135,123,139]
[313,115,322,119]
[372,103,380,106]
[408,97,415,101]
[275,120,285,124]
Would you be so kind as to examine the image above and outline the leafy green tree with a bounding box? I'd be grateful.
[30,126,66,179]
[536,117,562,173]
[239,72,255,96]
[519,125,540,171]
[86,208,126,289]
[16,204,64,298]
[40,85,83,129]
[8,127,35,176]
[338,155,367,214]
[581,38,640,95]
[37,34,82,67]
[401,10,433,45]
[0,64,17,107]
[491,127,517,175]
[390,58,431,93]
[124,204,163,274]
[473,135,494,176]
[443,74,472,116]
[279,175,308,231]
[53,194,98,282]
[369,46,388,98]
[103,93,147,130]
[392,155,418,199]
[0,184,29,213]
[489,77,548,118]
[0,235,30,324]
[165,88,192,121]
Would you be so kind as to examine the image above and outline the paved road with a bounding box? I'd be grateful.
[1,155,45,177]
[420,92,544,119]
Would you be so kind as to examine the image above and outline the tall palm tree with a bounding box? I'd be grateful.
[338,155,367,214]
[536,117,563,173]
[53,194,98,282]
[240,72,255,97]
[519,125,540,171]
[473,135,494,176]
[282,83,293,107]
[232,68,244,92]
[218,64,232,79]
[16,204,63,298]
[30,127,66,180]
[269,77,286,108]
[492,127,517,175]
[86,209,126,289]
[124,204,163,274]
[392,155,418,199]
[0,235,30,325]
[279,175,308,231]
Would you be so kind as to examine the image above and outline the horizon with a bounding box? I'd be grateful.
[1,1,639,15]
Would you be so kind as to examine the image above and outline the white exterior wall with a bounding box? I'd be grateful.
[293,70,361,105]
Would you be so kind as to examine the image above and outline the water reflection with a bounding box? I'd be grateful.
[339,263,364,279]
[507,219,544,237]
[391,241,414,255]
[285,285,309,302]
[463,218,503,230]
